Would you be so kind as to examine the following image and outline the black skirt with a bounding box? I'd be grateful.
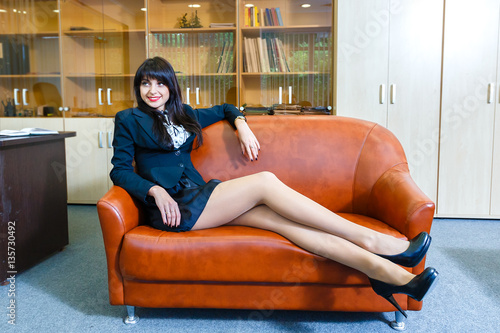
[145,175,221,232]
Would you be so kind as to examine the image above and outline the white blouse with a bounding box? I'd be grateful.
[163,112,191,149]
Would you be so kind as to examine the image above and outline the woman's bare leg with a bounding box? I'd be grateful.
[201,203,415,286]
[195,172,409,255]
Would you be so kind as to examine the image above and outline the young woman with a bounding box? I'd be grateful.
[110,57,438,317]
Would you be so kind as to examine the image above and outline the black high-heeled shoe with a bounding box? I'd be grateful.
[378,232,432,267]
[369,267,439,318]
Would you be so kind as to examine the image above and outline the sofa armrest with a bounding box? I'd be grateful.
[368,163,435,311]
[97,185,142,305]
[368,163,435,240]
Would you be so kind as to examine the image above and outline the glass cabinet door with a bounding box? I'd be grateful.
[148,0,237,108]
[60,0,146,117]
[60,0,107,117]
[101,0,146,115]
[239,0,333,115]
[0,0,62,118]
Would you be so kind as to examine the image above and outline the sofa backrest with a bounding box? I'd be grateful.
[191,115,407,214]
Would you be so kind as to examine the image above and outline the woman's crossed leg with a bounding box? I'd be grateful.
[193,171,414,286]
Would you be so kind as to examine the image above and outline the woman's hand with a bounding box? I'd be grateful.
[235,118,260,161]
[148,185,180,227]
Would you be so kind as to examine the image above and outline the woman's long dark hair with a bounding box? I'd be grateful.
[134,57,203,148]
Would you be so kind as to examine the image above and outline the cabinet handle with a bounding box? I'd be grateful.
[22,89,28,106]
[379,84,386,104]
[107,131,112,148]
[279,86,283,105]
[488,83,494,104]
[98,88,103,105]
[98,131,103,148]
[288,86,292,104]
[390,84,396,104]
[196,87,200,105]
[186,87,190,104]
[107,88,112,105]
[13,88,20,106]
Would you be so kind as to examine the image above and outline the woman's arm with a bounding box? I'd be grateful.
[192,103,243,129]
[235,117,260,161]
[147,185,181,227]
[109,110,157,203]
[192,103,260,160]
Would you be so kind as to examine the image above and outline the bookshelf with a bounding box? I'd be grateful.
[238,0,333,114]
[146,0,332,113]
[1,0,333,118]
[148,0,238,108]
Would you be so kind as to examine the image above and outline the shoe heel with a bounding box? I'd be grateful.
[385,295,408,318]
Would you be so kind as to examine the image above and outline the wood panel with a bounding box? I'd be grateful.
[492,100,500,216]
[490,21,500,216]
[64,118,113,203]
[336,0,389,125]
[0,117,64,131]
[438,0,500,216]
[386,0,443,202]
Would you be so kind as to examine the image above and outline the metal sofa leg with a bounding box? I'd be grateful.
[390,311,406,331]
[123,305,139,325]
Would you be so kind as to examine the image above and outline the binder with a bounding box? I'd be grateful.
[0,36,8,74]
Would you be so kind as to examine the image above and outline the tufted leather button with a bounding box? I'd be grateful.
[179,163,184,168]
[175,150,181,156]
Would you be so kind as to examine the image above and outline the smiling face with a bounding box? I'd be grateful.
[139,77,170,111]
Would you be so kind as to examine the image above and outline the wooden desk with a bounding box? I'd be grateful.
[0,132,76,284]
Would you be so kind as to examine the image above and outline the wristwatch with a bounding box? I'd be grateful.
[236,115,247,122]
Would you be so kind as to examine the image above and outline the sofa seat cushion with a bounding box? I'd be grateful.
[119,213,406,285]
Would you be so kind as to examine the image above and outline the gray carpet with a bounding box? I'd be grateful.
[1,205,499,332]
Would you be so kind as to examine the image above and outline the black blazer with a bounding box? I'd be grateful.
[110,104,243,203]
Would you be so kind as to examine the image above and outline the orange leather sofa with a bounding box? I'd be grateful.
[97,116,435,329]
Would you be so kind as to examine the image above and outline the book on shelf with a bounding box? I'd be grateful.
[302,107,331,115]
[245,7,258,27]
[245,7,283,27]
[0,36,10,75]
[255,7,260,27]
[275,38,290,72]
[242,106,272,115]
[216,38,234,74]
[244,36,258,72]
[209,23,235,28]
[258,37,270,73]
[275,8,284,26]
[271,8,279,26]
[253,38,261,72]
[243,37,249,72]
[243,36,289,73]
[272,110,301,115]
[272,104,301,115]
[271,38,281,72]
[274,104,301,110]
[224,43,234,73]
[242,105,330,115]
[0,128,59,137]
[0,36,30,75]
